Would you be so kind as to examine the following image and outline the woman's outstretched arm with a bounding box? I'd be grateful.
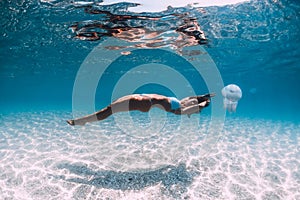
[180,101,208,117]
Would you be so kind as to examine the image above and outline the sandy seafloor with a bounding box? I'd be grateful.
[0,111,299,200]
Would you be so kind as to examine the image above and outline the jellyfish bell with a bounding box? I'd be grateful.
[221,84,242,112]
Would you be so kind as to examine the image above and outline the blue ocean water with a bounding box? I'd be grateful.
[0,0,299,122]
[0,0,300,199]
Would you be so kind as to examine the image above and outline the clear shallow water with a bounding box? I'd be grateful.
[1,0,300,199]
[0,112,299,199]
[1,0,299,120]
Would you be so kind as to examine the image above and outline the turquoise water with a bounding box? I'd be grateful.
[1,0,300,199]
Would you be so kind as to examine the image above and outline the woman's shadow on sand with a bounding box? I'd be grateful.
[56,162,196,194]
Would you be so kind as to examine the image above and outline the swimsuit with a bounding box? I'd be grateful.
[139,94,181,110]
[168,97,181,110]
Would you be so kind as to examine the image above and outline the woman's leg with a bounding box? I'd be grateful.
[67,94,153,126]
[67,106,113,126]
[110,94,153,113]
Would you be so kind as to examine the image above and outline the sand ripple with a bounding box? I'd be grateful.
[0,112,299,199]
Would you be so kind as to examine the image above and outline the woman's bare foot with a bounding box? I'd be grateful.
[66,120,75,126]
[66,119,86,126]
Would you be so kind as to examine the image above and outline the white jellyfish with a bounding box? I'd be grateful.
[221,84,242,112]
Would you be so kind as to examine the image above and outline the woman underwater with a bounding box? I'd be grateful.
[67,93,214,126]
